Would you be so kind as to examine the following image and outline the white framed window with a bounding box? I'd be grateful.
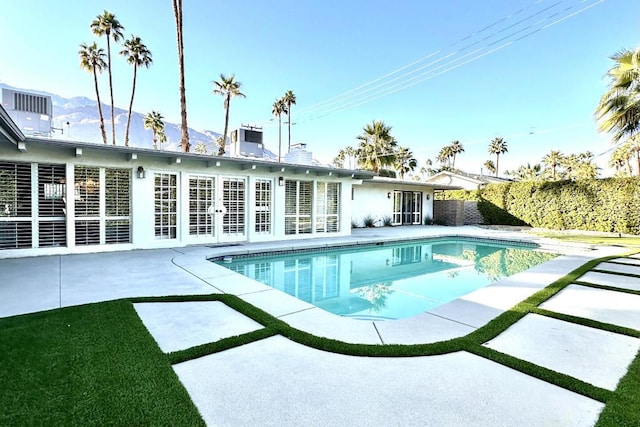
[0,161,33,249]
[154,173,177,239]
[38,163,66,248]
[285,180,312,235]
[316,182,340,233]
[74,166,131,246]
[74,166,101,245]
[105,168,131,244]
[255,179,271,233]
[189,176,214,237]
[222,177,245,235]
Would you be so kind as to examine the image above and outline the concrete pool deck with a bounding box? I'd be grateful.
[2,225,639,425]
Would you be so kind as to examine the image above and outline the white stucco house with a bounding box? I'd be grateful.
[424,170,511,190]
[0,105,457,258]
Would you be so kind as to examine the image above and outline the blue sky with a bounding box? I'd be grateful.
[1,0,638,174]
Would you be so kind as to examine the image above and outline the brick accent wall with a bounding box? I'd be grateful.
[464,201,483,224]
[433,200,465,226]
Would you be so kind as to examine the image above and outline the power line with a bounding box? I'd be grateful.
[270,0,603,129]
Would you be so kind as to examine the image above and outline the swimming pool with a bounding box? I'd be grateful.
[215,238,557,320]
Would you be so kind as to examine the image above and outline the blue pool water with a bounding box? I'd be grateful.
[215,238,556,320]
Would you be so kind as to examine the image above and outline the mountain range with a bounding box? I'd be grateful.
[0,82,281,160]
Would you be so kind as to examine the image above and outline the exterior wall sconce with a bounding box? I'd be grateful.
[278,176,285,186]
[387,192,392,199]
[426,193,431,200]
[137,166,146,179]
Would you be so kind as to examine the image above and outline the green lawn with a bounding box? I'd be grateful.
[0,254,638,425]
[529,231,640,247]
[0,300,204,426]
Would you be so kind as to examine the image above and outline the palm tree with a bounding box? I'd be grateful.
[506,163,541,181]
[272,97,287,162]
[488,137,508,176]
[333,146,358,169]
[283,90,296,152]
[78,42,108,145]
[356,120,398,173]
[194,141,208,154]
[143,111,165,150]
[172,0,189,152]
[449,140,465,168]
[483,160,496,175]
[394,146,417,179]
[542,150,564,180]
[91,10,124,145]
[595,47,640,144]
[120,36,152,146]
[609,143,632,176]
[212,74,246,156]
[437,145,454,169]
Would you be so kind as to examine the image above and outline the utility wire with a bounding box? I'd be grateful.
[297,0,606,122]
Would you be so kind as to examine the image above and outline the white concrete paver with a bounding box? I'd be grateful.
[280,308,383,344]
[596,261,640,276]
[239,289,317,318]
[541,284,640,331]
[0,256,61,318]
[609,257,640,267]
[578,271,640,291]
[173,335,604,427]
[484,314,640,390]
[133,301,263,353]
[59,249,218,309]
[374,311,475,344]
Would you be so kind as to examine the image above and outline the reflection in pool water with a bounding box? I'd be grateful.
[216,239,557,320]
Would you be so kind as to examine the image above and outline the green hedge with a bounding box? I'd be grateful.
[436,178,640,234]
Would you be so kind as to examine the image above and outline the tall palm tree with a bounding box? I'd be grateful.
[449,140,464,168]
[437,145,454,169]
[78,42,108,145]
[488,137,508,176]
[595,47,640,144]
[272,97,287,162]
[542,150,564,180]
[143,111,165,150]
[120,36,152,146]
[356,120,398,173]
[172,0,189,152]
[394,146,417,179]
[283,90,296,152]
[91,10,124,145]
[212,74,246,156]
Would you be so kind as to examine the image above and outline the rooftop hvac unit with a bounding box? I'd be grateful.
[230,125,264,158]
[1,88,53,136]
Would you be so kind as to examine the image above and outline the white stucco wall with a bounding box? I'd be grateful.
[0,139,360,258]
[351,181,434,227]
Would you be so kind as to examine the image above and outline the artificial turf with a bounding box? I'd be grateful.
[1,252,639,425]
[0,300,204,426]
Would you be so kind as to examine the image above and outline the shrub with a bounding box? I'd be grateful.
[423,215,433,225]
[351,218,360,229]
[382,216,393,226]
[437,178,640,234]
[362,214,376,228]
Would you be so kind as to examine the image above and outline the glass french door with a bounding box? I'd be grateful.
[188,175,246,243]
[392,190,422,225]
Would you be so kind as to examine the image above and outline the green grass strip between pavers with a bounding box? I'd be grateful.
[573,280,640,296]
